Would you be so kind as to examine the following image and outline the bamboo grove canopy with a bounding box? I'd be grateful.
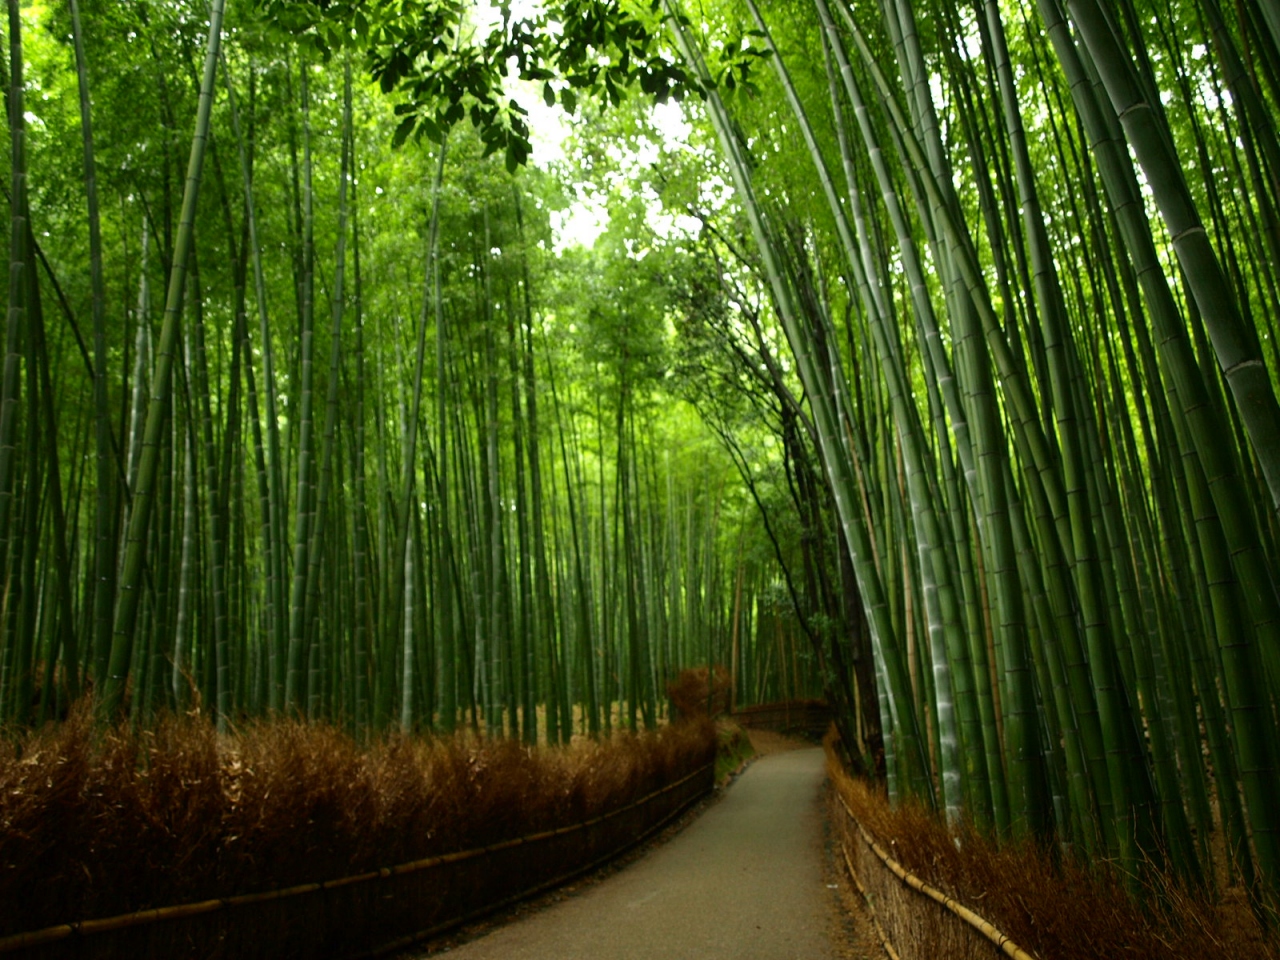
[0,0,824,752]
[2,0,1280,924]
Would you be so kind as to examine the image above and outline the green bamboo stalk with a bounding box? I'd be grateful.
[300,59,354,699]
[188,244,231,731]
[285,60,317,713]
[220,52,289,714]
[667,0,933,803]
[351,129,373,732]
[101,0,228,720]
[1066,0,1280,516]
[382,137,448,728]
[0,0,29,672]
[1038,0,1280,904]
[69,0,119,694]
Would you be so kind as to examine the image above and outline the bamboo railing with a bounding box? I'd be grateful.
[833,791,1039,960]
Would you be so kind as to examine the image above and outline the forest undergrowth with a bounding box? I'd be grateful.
[0,706,715,938]
[825,736,1275,960]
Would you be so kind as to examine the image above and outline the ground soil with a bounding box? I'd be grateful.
[402,739,877,959]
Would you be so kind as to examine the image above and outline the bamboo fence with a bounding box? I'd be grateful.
[0,763,714,960]
[832,791,1038,960]
[731,699,832,738]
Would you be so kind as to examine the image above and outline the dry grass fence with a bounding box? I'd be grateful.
[0,707,715,958]
[827,740,1276,960]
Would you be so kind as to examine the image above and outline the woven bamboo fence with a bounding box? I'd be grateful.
[831,789,1039,960]
[731,700,831,738]
[0,762,713,960]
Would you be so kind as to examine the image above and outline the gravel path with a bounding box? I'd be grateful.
[426,747,838,959]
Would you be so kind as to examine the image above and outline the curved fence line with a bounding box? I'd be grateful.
[834,792,1039,960]
[353,762,713,960]
[1,761,714,959]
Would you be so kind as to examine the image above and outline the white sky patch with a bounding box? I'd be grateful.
[503,75,609,251]
[698,172,730,213]
[522,85,573,167]
[647,210,703,242]
[650,100,694,145]
[471,0,700,252]
[467,0,599,249]
[471,0,545,41]
[551,199,608,252]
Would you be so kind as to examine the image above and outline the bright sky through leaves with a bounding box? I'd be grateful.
[472,0,699,251]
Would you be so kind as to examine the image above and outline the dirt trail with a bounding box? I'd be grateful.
[420,747,839,959]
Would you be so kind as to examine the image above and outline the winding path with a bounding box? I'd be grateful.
[425,747,838,959]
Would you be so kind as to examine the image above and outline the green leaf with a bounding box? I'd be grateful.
[392,114,417,149]
[544,81,556,107]
[419,115,443,144]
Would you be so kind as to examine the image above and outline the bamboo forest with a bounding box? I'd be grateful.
[2,0,1280,952]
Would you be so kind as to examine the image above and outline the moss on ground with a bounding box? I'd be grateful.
[715,721,755,785]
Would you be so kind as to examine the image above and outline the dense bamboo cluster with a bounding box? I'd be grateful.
[0,0,828,754]
[4,0,1279,927]
[663,0,1280,915]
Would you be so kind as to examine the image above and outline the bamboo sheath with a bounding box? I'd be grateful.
[836,793,1039,960]
[0,762,714,957]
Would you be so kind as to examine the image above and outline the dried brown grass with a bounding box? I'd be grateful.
[826,737,1276,960]
[667,665,730,719]
[0,704,714,938]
